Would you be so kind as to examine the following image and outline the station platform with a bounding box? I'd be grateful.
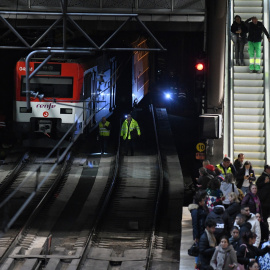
[180,207,194,269]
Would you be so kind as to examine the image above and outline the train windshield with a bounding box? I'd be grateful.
[21,76,73,98]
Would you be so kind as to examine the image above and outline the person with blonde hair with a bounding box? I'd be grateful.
[225,192,241,231]
[220,173,239,208]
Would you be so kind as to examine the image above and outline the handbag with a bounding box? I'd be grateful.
[236,265,245,270]
[188,242,199,257]
[236,244,247,270]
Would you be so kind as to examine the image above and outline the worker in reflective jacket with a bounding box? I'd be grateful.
[98,117,111,154]
[216,157,237,177]
[121,114,141,156]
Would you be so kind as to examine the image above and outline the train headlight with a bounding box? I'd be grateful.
[60,108,73,114]
[20,107,32,113]
[165,93,171,99]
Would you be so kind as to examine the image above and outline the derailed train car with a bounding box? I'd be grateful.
[132,38,149,107]
[14,56,116,139]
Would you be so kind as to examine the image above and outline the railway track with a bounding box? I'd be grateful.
[0,150,71,264]
[81,154,161,270]
[0,151,116,270]
[0,152,29,192]
[0,106,168,270]
[80,106,163,270]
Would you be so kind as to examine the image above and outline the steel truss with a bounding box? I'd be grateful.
[0,0,166,110]
[0,1,166,52]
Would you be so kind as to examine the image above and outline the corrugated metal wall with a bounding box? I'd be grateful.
[0,0,204,13]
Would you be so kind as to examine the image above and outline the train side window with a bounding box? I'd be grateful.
[84,72,94,99]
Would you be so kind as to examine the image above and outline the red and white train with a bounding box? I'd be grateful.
[14,56,116,139]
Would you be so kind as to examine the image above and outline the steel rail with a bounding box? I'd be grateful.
[0,152,72,264]
[76,115,122,269]
[0,11,139,17]
[0,152,30,197]
[145,104,164,269]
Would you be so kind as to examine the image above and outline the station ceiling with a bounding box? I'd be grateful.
[0,0,205,22]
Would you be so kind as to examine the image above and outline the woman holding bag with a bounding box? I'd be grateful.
[237,232,270,269]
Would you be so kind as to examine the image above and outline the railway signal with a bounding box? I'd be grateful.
[195,58,206,89]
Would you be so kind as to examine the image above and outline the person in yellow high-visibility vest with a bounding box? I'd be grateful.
[121,114,141,156]
[216,157,237,177]
[98,117,111,154]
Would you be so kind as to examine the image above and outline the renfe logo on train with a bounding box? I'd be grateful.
[36,103,56,110]
[43,111,49,117]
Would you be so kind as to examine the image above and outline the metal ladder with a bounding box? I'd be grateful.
[229,0,270,175]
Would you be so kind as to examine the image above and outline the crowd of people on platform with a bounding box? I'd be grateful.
[189,154,270,270]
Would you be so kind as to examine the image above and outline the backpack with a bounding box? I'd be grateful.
[213,214,226,241]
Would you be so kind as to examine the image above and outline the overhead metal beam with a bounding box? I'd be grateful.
[31,17,62,48]
[135,16,166,51]
[0,11,139,17]
[0,10,166,51]
[0,16,30,48]
[0,46,164,51]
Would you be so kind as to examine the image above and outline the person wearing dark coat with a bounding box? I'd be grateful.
[234,153,245,173]
[245,16,270,73]
[199,219,217,270]
[257,165,270,222]
[229,226,241,251]
[255,212,269,246]
[241,184,262,217]
[188,191,209,241]
[205,204,229,243]
[237,231,270,269]
[236,161,256,194]
[206,178,224,211]
[197,167,214,190]
[235,213,252,240]
[231,16,248,66]
[189,191,209,269]
[225,192,241,231]
[203,160,216,177]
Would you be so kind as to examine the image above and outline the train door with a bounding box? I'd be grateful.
[83,67,97,130]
